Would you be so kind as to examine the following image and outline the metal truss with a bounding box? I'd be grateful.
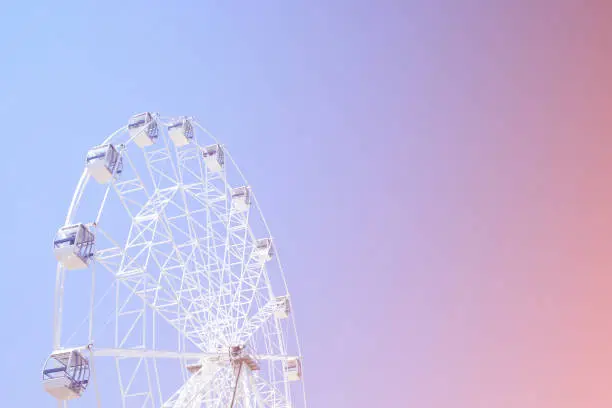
[49,114,306,408]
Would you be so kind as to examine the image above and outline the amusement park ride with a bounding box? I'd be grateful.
[43,113,306,407]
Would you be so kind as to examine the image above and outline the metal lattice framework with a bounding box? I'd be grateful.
[46,113,306,408]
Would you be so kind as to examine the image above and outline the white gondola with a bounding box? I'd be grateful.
[202,144,224,172]
[284,358,302,381]
[53,224,95,270]
[253,238,274,263]
[274,295,291,319]
[85,144,122,183]
[231,186,251,212]
[167,117,194,147]
[128,112,158,147]
[42,349,90,400]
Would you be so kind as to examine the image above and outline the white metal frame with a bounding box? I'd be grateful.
[48,114,307,407]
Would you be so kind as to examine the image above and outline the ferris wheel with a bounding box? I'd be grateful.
[42,113,307,408]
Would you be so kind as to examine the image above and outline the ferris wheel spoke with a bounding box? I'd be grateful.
[95,247,207,350]
[141,121,179,192]
[71,341,298,404]
[216,168,236,340]
[111,149,151,218]
[235,297,278,345]
[229,233,276,344]
[200,166,236,344]
[225,210,254,341]
[138,130,232,348]
[249,370,292,408]
[233,273,283,356]
[162,365,232,408]
[101,160,216,349]
[172,140,230,347]
[115,356,155,407]
[82,346,298,363]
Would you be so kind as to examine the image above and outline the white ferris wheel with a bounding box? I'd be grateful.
[42,113,306,408]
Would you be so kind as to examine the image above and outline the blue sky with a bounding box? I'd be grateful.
[0,2,421,406]
[4,1,611,407]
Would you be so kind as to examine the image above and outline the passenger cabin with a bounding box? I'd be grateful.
[42,349,90,400]
[274,295,291,319]
[202,144,224,172]
[231,186,251,212]
[53,224,95,270]
[284,358,302,381]
[253,238,274,264]
[167,117,194,147]
[128,112,158,147]
[85,144,122,183]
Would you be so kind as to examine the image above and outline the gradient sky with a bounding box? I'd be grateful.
[1,1,612,407]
